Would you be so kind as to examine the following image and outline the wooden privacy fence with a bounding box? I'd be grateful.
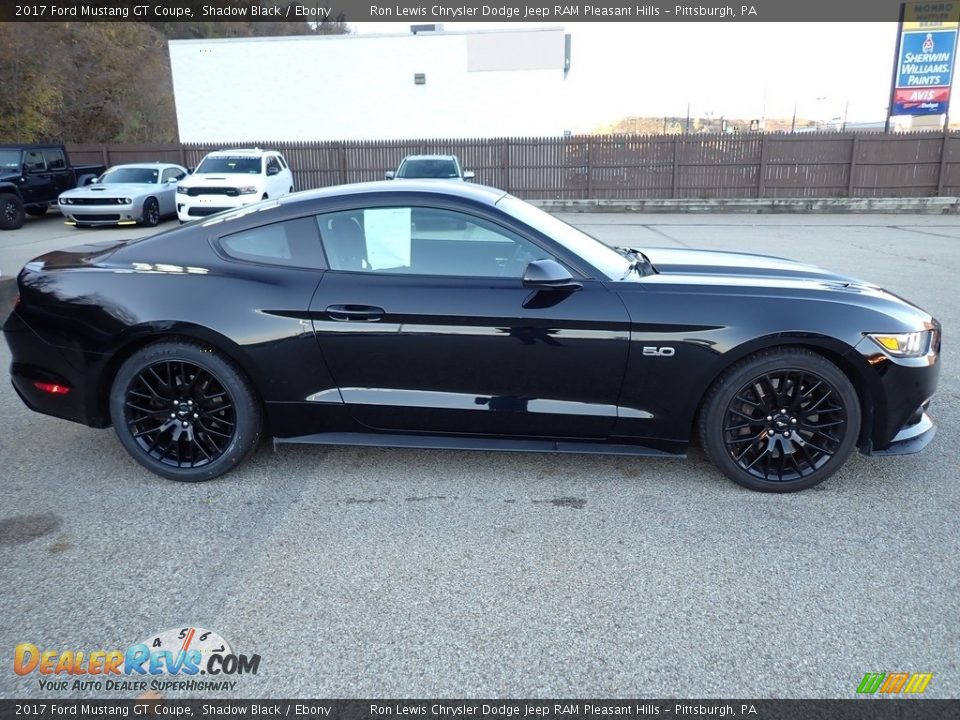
[66,131,960,200]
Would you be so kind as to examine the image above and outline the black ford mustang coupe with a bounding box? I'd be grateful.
[3,182,940,492]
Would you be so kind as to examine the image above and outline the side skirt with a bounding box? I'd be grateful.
[273,432,686,458]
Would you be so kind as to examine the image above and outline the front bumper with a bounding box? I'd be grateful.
[851,329,941,455]
[58,200,145,226]
[176,194,258,221]
[865,411,936,456]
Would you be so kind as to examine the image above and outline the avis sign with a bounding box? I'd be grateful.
[892,2,960,116]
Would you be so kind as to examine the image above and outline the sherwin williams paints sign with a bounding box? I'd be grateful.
[893,2,960,116]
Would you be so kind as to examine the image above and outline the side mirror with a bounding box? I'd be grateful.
[384,171,395,180]
[522,259,581,291]
[87,177,99,185]
[267,166,279,176]
[463,171,475,180]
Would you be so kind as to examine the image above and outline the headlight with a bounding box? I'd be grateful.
[122,198,132,204]
[176,186,188,194]
[867,330,933,357]
[59,198,70,205]
[237,186,258,195]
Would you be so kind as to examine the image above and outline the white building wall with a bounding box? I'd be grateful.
[169,29,569,143]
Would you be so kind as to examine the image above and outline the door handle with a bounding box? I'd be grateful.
[326,304,385,322]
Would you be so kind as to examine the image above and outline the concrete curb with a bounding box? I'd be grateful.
[532,197,960,214]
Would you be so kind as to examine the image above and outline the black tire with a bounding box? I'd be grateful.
[109,340,262,482]
[0,193,25,230]
[261,193,268,200]
[140,197,160,227]
[699,348,860,493]
[25,204,48,217]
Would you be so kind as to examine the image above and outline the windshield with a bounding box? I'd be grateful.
[398,158,459,179]
[0,150,21,170]
[498,195,632,280]
[197,156,262,174]
[99,166,159,184]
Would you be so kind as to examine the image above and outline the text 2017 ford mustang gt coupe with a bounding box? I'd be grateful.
[3,182,940,492]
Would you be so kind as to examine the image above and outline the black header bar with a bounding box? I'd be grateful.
[0,0,928,23]
[1,700,959,720]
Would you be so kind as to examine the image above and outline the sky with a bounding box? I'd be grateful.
[352,22,907,129]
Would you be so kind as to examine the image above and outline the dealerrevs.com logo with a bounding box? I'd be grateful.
[856,672,933,695]
[14,626,260,693]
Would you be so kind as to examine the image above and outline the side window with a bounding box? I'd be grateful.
[42,149,66,170]
[219,217,326,269]
[266,156,282,174]
[23,150,46,172]
[317,207,554,278]
[162,167,185,183]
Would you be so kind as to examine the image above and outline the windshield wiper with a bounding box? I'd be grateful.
[615,246,656,278]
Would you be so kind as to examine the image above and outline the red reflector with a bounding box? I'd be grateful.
[33,381,70,395]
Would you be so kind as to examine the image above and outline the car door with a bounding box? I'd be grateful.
[41,148,72,197]
[308,203,631,438]
[265,154,284,197]
[20,150,51,205]
[160,167,186,215]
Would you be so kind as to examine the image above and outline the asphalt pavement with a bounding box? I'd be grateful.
[0,210,957,699]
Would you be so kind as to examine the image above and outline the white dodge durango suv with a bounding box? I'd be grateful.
[176,148,294,222]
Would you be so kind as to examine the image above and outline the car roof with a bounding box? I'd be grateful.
[205,148,278,157]
[401,154,458,162]
[106,162,184,169]
[277,180,506,208]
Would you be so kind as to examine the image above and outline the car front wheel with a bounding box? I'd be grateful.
[140,197,160,227]
[699,348,860,492]
[0,193,25,230]
[109,340,262,482]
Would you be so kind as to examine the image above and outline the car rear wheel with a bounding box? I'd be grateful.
[699,348,860,492]
[109,341,262,482]
[0,193,25,230]
[140,198,160,227]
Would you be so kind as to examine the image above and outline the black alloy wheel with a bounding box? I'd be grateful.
[700,348,860,492]
[0,193,25,230]
[110,341,262,481]
[141,197,160,227]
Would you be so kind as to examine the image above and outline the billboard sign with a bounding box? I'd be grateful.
[891,2,960,117]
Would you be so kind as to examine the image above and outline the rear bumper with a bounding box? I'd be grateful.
[3,309,108,427]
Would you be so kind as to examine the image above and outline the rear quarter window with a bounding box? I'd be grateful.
[218,217,326,269]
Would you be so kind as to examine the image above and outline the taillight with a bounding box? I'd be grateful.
[33,381,70,395]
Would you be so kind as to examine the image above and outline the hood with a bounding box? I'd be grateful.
[61,183,158,198]
[179,173,261,186]
[643,248,869,288]
[643,247,860,285]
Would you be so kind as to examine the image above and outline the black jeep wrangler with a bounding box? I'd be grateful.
[0,144,106,230]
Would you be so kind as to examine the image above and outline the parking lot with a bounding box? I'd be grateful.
[1,210,958,698]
